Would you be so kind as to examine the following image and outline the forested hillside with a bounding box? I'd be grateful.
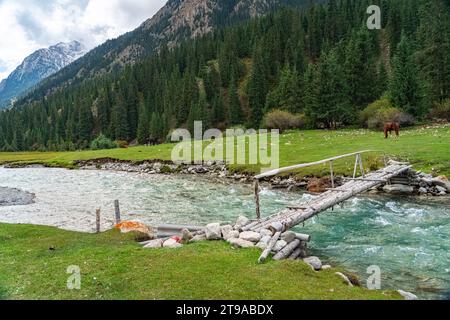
[0,0,449,151]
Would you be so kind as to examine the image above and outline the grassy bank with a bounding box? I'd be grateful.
[0,223,400,300]
[0,125,449,176]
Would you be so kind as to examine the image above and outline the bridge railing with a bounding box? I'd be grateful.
[252,150,385,219]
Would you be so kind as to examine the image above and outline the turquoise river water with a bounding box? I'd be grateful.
[0,167,448,299]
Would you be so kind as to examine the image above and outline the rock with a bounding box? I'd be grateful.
[228,238,255,248]
[431,176,450,192]
[0,187,35,207]
[221,225,234,240]
[335,272,353,287]
[227,230,240,239]
[418,187,428,195]
[260,229,273,237]
[181,228,193,243]
[235,216,250,229]
[281,231,296,243]
[239,231,262,243]
[435,185,447,193]
[273,240,288,252]
[322,265,332,270]
[115,221,156,241]
[143,239,163,249]
[205,223,222,240]
[397,290,418,300]
[190,234,206,242]
[163,238,183,248]
[303,256,322,271]
[383,184,414,194]
[307,177,331,193]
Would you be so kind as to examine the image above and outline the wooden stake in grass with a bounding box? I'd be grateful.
[95,209,101,233]
[114,200,121,224]
[254,179,261,220]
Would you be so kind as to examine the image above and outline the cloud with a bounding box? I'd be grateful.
[0,0,167,80]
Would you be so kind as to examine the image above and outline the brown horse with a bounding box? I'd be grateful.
[384,122,400,139]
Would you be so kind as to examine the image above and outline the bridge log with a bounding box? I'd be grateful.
[273,239,301,260]
[258,231,281,264]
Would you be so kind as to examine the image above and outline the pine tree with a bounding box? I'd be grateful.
[228,77,244,125]
[247,44,267,128]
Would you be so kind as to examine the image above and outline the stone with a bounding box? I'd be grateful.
[143,239,163,249]
[431,176,450,192]
[435,185,447,193]
[383,184,414,194]
[418,187,428,195]
[259,229,273,237]
[322,265,332,270]
[239,231,262,243]
[163,238,183,248]
[281,231,296,243]
[228,238,255,248]
[221,225,234,240]
[235,216,250,229]
[307,177,331,193]
[397,290,418,300]
[335,272,353,286]
[227,230,240,239]
[303,256,322,271]
[181,228,193,243]
[190,234,206,242]
[205,223,222,240]
[115,221,156,241]
[272,240,288,252]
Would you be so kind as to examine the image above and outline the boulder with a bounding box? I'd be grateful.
[322,265,332,270]
[303,256,322,271]
[335,272,353,286]
[307,177,331,193]
[115,221,156,241]
[435,185,447,194]
[227,230,240,239]
[397,290,418,300]
[163,238,183,248]
[239,231,262,243]
[273,240,288,252]
[143,239,163,249]
[383,184,414,194]
[260,229,273,237]
[190,234,206,242]
[220,225,234,240]
[418,187,428,195]
[228,238,255,248]
[281,231,296,243]
[205,223,222,240]
[431,176,450,192]
[235,216,250,229]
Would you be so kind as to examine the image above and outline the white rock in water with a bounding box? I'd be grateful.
[383,184,414,194]
[397,290,418,300]
[143,239,163,248]
[163,238,183,248]
[260,229,273,237]
[205,223,222,240]
[273,240,288,252]
[235,216,250,228]
[190,234,206,242]
[239,231,262,243]
[221,225,234,240]
[281,231,296,243]
[228,238,255,248]
[335,272,353,286]
[303,256,323,271]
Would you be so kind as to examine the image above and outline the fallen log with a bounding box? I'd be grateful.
[258,231,281,264]
[295,233,311,242]
[289,247,303,260]
[273,239,301,260]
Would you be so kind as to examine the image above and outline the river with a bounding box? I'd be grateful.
[0,167,448,299]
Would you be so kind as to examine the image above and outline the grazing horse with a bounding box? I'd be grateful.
[384,122,400,139]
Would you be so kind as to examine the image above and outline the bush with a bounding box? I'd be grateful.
[360,98,415,130]
[263,110,304,132]
[115,140,129,149]
[429,99,450,121]
[90,134,118,150]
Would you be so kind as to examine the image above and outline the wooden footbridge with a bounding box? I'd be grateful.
[245,151,411,262]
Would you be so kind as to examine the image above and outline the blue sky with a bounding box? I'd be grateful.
[0,0,167,80]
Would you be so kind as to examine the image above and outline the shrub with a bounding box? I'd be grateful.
[263,110,304,132]
[115,140,129,149]
[361,98,415,130]
[429,99,450,121]
[90,134,118,150]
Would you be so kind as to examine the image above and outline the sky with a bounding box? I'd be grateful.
[0,0,167,81]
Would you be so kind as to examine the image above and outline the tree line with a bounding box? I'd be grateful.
[0,0,449,151]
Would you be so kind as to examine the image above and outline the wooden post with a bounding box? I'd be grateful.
[254,179,261,220]
[330,160,335,189]
[114,200,121,224]
[95,208,101,233]
[359,154,365,178]
[353,154,360,178]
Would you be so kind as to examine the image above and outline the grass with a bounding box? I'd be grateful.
[0,223,401,300]
[0,125,449,177]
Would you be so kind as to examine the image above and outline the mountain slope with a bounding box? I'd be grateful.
[16,0,317,105]
[0,41,85,108]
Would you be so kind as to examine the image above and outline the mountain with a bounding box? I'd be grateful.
[16,0,317,105]
[0,41,85,108]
